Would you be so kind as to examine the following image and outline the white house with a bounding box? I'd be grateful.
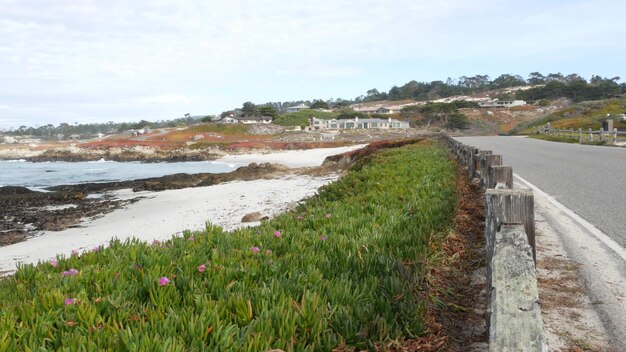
[310,117,409,130]
[353,106,394,114]
[2,136,17,144]
[235,116,273,124]
[478,100,526,108]
[218,116,238,124]
[284,104,310,113]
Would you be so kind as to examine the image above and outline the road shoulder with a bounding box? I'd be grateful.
[516,176,624,351]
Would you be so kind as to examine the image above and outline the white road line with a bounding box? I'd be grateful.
[514,173,626,262]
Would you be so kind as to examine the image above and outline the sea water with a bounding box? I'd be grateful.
[0,159,240,189]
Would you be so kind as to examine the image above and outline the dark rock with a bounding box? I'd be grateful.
[0,186,38,195]
[241,212,263,222]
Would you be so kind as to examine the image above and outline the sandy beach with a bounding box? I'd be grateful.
[0,145,363,274]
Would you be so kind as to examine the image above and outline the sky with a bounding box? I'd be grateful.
[1,0,625,129]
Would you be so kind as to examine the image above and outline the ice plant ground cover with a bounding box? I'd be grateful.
[0,142,458,351]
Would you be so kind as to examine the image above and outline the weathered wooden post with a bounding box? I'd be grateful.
[600,128,604,142]
[487,225,545,352]
[485,189,535,262]
[467,147,478,178]
[476,150,493,179]
[490,166,513,189]
[614,128,618,144]
[588,128,593,142]
[483,155,503,189]
[569,128,573,140]
[578,128,582,144]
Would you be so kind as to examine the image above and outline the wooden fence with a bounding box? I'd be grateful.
[440,133,546,351]
[535,127,626,145]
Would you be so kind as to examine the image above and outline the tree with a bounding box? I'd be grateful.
[564,74,585,83]
[310,99,330,109]
[241,102,257,117]
[257,105,278,118]
[527,72,546,85]
[400,105,422,120]
[491,74,526,89]
[331,99,351,108]
[546,72,566,83]
[387,86,402,100]
[446,112,470,129]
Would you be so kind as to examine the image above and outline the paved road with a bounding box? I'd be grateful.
[457,136,626,246]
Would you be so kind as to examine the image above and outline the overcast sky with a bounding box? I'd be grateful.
[1,0,625,129]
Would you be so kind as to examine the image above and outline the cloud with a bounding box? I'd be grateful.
[0,0,625,128]
[134,94,192,105]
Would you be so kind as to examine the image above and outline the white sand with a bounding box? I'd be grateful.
[0,145,364,274]
[217,144,366,167]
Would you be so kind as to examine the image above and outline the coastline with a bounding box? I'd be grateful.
[0,145,364,274]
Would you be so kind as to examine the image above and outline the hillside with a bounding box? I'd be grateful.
[512,97,626,134]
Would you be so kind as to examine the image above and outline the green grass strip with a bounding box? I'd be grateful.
[0,143,457,351]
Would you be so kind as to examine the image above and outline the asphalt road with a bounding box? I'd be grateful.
[457,136,626,246]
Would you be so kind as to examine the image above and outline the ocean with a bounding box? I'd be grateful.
[0,159,240,190]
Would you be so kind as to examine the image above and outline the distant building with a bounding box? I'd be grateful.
[218,116,237,124]
[235,116,273,124]
[284,104,310,113]
[478,100,526,108]
[352,103,413,114]
[2,136,17,144]
[128,129,147,136]
[310,117,410,130]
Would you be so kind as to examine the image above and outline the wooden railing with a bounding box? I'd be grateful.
[439,133,546,351]
[535,127,626,144]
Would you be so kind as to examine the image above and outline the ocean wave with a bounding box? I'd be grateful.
[87,158,112,163]
[4,159,26,163]
[208,161,236,168]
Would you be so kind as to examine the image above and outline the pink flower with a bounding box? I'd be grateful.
[325,213,332,218]
[152,240,161,246]
[274,230,281,238]
[265,249,272,255]
[71,249,79,256]
[197,264,206,272]
[252,246,260,253]
[320,235,328,241]
[188,236,195,242]
[64,298,76,305]
[62,268,79,277]
[92,246,100,253]
[297,215,304,220]
[50,260,58,268]
[158,277,170,286]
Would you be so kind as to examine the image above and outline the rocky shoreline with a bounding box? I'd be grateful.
[0,139,420,249]
[0,161,343,247]
[22,149,221,163]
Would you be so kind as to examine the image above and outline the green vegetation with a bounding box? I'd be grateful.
[0,143,458,351]
[183,124,252,135]
[516,77,622,103]
[310,99,330,109]
[272,109,339,127]
[400,102,473,129]
[4,117,213,140]
[528,134,606,146]
[512,98,626,134]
